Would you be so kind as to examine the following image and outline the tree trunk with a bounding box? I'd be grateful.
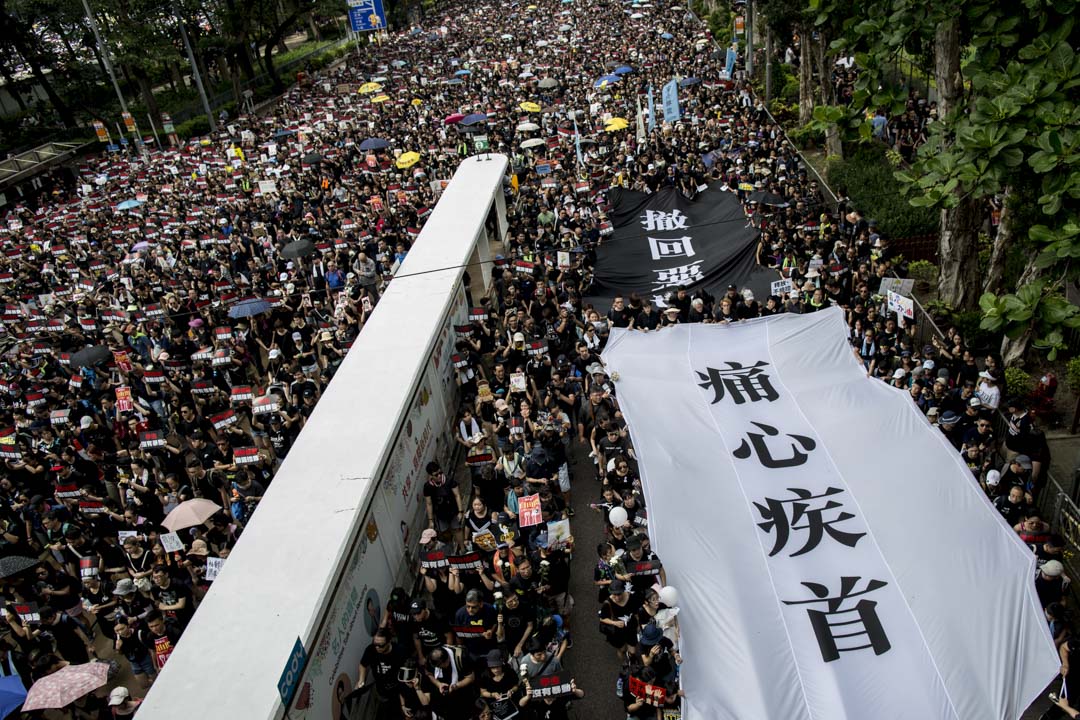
[937,197,982,309]
[8,33,76,127]
[798,28,812,125]
[169,62,184,91]
[307,13,321,41]
[0,52,28,112]
[134,68,161,126]
[1000,258,1044,366]
[983,186,1013,295]
[933,15,979,310]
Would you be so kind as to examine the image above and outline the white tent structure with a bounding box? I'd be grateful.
[601,307,1057,720]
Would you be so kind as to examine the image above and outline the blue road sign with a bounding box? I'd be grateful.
[278,637,307,707]
[348,0,386,32]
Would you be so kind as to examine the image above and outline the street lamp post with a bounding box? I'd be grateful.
[173,2,218,133]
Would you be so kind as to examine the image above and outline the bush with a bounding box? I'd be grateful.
[174,116,211,139]
[1066,357,1080,393]
[787,122,823,149]
[908,260,937,284]
[1005,366,1034,396]
[827,143,938,240]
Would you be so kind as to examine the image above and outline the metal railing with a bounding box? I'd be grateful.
[909,292,1080,575]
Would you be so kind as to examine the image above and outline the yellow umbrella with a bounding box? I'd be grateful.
[411,98,423,106]
[359,82,382,94]
[603,117,629,132]
[396,152,421,169]
[371,94,391,104]
[519,101,542,113]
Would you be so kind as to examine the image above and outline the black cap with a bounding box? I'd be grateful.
[409,598,426,614]
[610,579,628,594]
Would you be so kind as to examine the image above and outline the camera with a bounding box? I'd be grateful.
[398,665,417,683]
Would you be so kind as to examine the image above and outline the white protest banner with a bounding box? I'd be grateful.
[205,557,225,581]
[886,290,914,320]
[601,307,1057,720]
[770,278,793,297]
[257,180,277,195]
[159,532,185,553]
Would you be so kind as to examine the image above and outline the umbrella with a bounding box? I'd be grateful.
[519,101,542,113]
[558,23,572,31]
[116,199,142,210]
[396,152,421,169]
[516,122,540,132]
[446,78,464,85]
[69,345,111,369]
[371,94,391,103]
[594,75,622,88]
[359,138,390,151]
[520,138,546,149]
[302,152,324,165]
[500,33,513,39]
[132,241,153,252]
[272,129,296,139]
[162,498,222,532]
[630,12,644,18]
[358,82,382,94]
[390,59,408,67]
[454,69,471,76]
[22,662,109,711]
[0,555,37,579]
[604,118,629,132]
[228,298,273,319]
[538,77,559,89]
[661,32,674,39]
[679,77,701,87]
[0,675,27,718]
[460,113,488,126]
[281,238,316,259]
[444,113,466,124]
[748,191,790,208]
[614,65,634,74]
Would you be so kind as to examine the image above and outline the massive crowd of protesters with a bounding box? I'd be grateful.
[0,0,1059,715]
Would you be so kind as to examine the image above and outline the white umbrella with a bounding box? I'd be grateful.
[520,138,546,149]
[162,498,223,531]
[630,12,644,18]
[516,122,540,132]
[559,23,572,31]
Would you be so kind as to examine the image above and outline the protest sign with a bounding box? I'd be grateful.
[518,494,543,527]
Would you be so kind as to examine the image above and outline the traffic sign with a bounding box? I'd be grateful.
[347,0,386,32]
[473,134,490,152]
[278,637,307,706]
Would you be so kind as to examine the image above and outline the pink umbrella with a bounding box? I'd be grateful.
[23,661,109,711]
[162,498,222,531]
[443,113,466,125]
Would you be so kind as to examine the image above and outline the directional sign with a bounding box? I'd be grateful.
[347,0,386,32]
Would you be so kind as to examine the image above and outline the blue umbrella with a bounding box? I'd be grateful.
[446,78,464,85]
[661,32,673,39]
[594,75,622,88]
[116,199,142,210]
[228,298,273,320]
[613,65,634,75]
[359,138,391,151]
[679,77,701,87]
[0,675,26,718]
[460,113,488,126]
[272,129,297,139]
[454,69,471,76]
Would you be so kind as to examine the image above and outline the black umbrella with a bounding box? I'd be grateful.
[69,345,111,369]
[359,138,391,151]
[302,152,324,165]
[0,555,37,579]
[281,239,316,259]
[748,191,789,208]
[228,298,273,319]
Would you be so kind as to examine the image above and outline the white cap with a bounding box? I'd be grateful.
[80,416,93,428]
[892,368,905,379]
[985,469,1000,486]
[108,687,130,706]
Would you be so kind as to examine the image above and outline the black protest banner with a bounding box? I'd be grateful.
[591,184,775,307]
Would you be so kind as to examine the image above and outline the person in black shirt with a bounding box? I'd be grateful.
[357,629,408,720]
[632,298,661,330]
[606,297,632,328]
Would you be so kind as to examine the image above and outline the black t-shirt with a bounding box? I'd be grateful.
[151,579,195,628]
[359,642,407,697]
[423,477,460,520]
[411,613,451,651]
[481,669,520,720]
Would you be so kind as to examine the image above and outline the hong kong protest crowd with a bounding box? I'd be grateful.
[0,0,1050,714]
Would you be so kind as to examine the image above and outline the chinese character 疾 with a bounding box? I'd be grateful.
[755,487,866,556]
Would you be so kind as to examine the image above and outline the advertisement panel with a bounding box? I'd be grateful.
[287,282,468,719]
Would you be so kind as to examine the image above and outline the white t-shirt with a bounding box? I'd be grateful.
[976,381,1001,410]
